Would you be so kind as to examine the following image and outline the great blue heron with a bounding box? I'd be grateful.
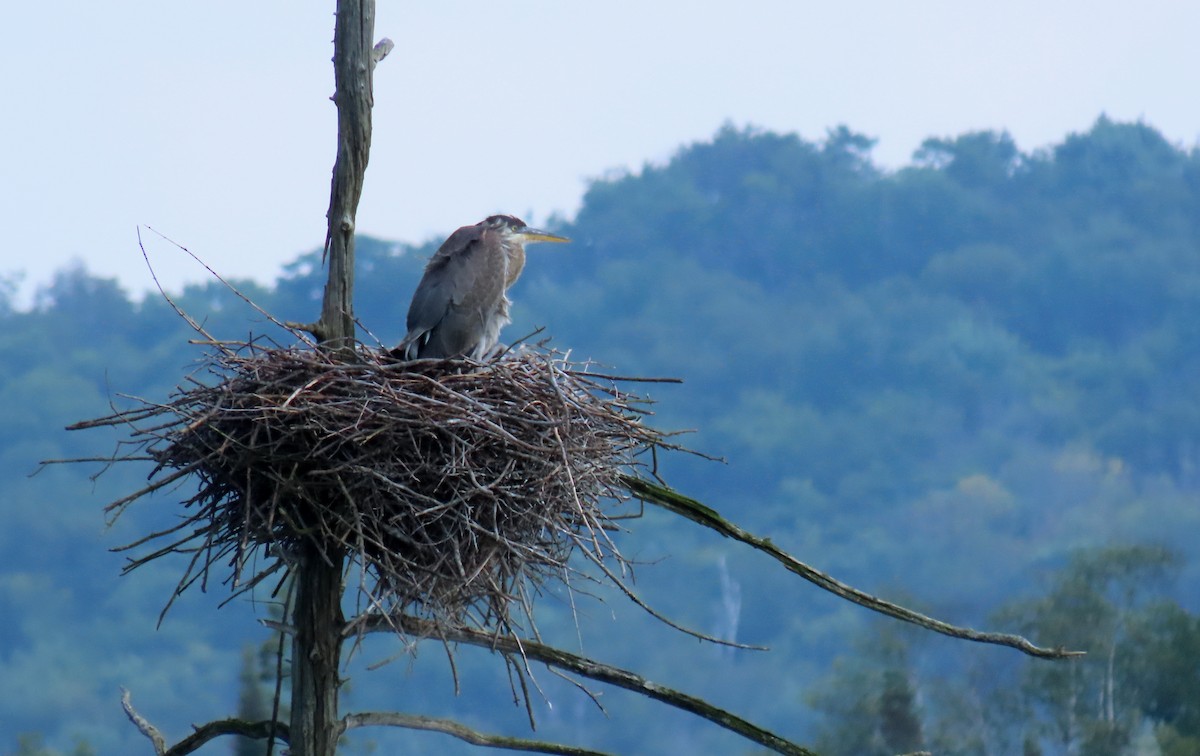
[396,214,570,360]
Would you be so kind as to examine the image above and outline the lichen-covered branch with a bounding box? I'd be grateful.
[621,475,1084,660]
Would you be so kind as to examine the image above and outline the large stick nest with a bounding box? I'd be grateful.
[92,342,674,630]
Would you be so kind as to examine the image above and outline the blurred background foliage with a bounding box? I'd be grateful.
[4,117,1199,754]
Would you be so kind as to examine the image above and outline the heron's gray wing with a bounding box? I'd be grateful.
[399,226,504,358]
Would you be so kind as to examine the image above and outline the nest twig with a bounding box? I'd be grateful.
[75,341,677,634]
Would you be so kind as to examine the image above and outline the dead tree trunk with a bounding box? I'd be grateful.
[291,1,377,754]
[317,0,376,353]
[290,545,346,756]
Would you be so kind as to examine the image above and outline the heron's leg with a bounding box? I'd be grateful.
[484,342,509,361]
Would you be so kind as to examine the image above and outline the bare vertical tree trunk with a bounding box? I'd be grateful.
[289,545,346,756]
[291,2,377,754]
[318,0,376,353]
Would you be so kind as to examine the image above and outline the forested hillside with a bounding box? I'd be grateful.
[3,117,1199,754]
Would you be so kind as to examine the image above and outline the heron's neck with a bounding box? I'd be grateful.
[505,244,526,287]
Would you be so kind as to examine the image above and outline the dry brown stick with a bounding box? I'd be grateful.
[64,407,162,430]
[142,224,318,349]
[101,463,203,520]
[38,455,157,465]
[137,226,231,357]
[564,370,684,385]
[115,522,209,560]
[621,475,1085,660]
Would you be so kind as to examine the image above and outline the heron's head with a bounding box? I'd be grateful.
[481,214,570,247]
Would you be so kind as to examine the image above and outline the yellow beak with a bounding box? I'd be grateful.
[515,227,570,244]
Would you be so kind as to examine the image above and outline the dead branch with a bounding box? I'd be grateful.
[354,613,816,756]
[622,476,1085,660]
[121,688,167,754]
[140,225,318,350]
[342,711,609,755]
[121,688,287,756]
[371,37,394,66]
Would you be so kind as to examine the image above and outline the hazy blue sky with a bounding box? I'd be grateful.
[3,1,1198,303]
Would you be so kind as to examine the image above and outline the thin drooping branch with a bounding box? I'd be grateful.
[622,476,1085,660]
[140,225,319,350]
[342,711,610,755]
[354,614,817,756]
[121,689,288,756]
